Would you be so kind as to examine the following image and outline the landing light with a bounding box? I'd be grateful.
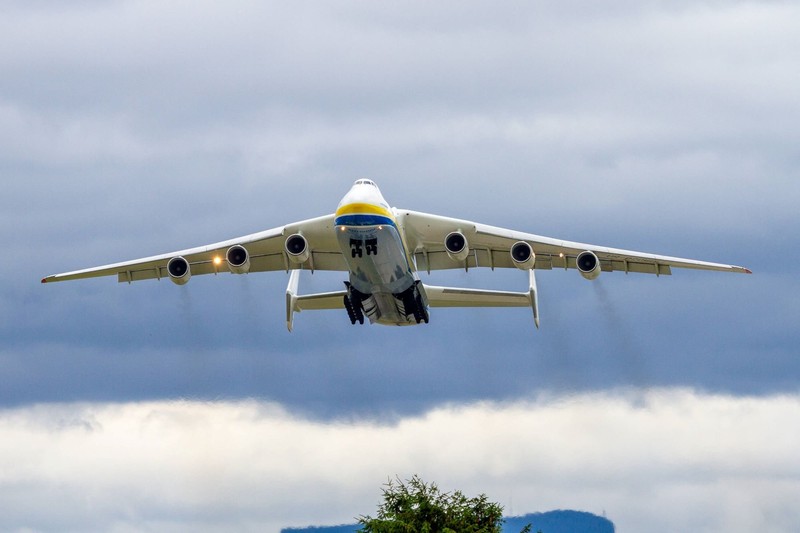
[213,256,222,265]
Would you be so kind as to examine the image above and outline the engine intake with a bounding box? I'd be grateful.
[444,231,469,262]
[576,250,601,280]
[510,241,535,270]
[285,234,310,264]
[226,245,250,274]
[167,256,191,285]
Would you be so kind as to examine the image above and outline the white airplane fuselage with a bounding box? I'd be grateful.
[334,179,427,326]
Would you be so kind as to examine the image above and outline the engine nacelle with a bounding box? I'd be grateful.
[576,250,601,280]
[167,256,191,285]
[285,234,310,264]
[510,241,535,270]
[444,231,469,262]
[226,244,250,274]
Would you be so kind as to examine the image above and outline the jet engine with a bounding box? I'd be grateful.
[285,234,310,264]
[167,256,191,285]
[226,244,250,274]
[576,250,601,280]
[510,241,535,270]
[444,231,469,262]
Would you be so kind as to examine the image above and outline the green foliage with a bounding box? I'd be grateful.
[357,476,531,533]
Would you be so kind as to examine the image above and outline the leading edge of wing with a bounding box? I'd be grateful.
[399,209,751,275]
[41,226,283,283]
[41,214,340,283]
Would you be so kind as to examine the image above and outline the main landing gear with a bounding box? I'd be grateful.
[342,281,429,326]
[343,282,365,325]
[401,281,429,324]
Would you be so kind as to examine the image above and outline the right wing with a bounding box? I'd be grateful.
[42,214,347,284]
[398,210,750,276]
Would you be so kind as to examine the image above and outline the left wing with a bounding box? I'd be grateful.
[42,214,346,284]
[397,210,751,276]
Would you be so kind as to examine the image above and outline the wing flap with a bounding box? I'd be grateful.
[412,248,675,275]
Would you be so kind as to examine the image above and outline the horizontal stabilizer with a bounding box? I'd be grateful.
[295,290,347,310]
[285,270,346,331]
[423,284,531,308]
[422,271,540,328]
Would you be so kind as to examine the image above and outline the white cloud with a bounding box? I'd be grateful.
[0,389,797,532]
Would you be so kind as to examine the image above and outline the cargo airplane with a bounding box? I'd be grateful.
[42,179,751,330]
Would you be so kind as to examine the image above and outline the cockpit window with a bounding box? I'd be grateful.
[355,179,376,187]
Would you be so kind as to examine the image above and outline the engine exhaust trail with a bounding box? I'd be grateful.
[236,275,259,332]
[540,295,587,392]
[177,285,213,381]
[592,280,647,387]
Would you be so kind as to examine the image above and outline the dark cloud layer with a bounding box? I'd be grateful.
[1,1,798,420]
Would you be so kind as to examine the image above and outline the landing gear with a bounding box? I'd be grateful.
[365,238,378,256]
[416,303,430,324]
[350,239,363,258]
[343,282,365,325]
[401,281,429,324]
[350,238,378,258]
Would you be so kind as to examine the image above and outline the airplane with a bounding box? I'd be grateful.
[42,179,751,330]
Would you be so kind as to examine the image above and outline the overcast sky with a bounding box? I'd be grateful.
[1,1,799,532]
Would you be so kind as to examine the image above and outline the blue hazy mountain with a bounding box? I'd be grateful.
[282,527,358,533]
[282,509,614,533]
[505,510,614,532]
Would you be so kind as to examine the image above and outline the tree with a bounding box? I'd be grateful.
[357,476,532,533]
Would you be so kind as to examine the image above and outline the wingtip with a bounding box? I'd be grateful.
[41,277,48,284]
[744,268,753,274]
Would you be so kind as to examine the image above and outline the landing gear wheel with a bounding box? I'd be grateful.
[402,283,429,324]
[343,282,365,325]
[343,295,358,325]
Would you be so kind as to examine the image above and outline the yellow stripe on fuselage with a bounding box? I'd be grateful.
[335,202,395,220]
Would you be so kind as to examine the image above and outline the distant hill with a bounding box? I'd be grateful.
[281,509,614,533]
[282,527,358,533]
[505,510,615,533]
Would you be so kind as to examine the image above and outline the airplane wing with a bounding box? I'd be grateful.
[41,214,346,284]
[398,210,751,276]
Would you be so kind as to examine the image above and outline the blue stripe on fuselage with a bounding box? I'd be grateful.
[334,214,396,227]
